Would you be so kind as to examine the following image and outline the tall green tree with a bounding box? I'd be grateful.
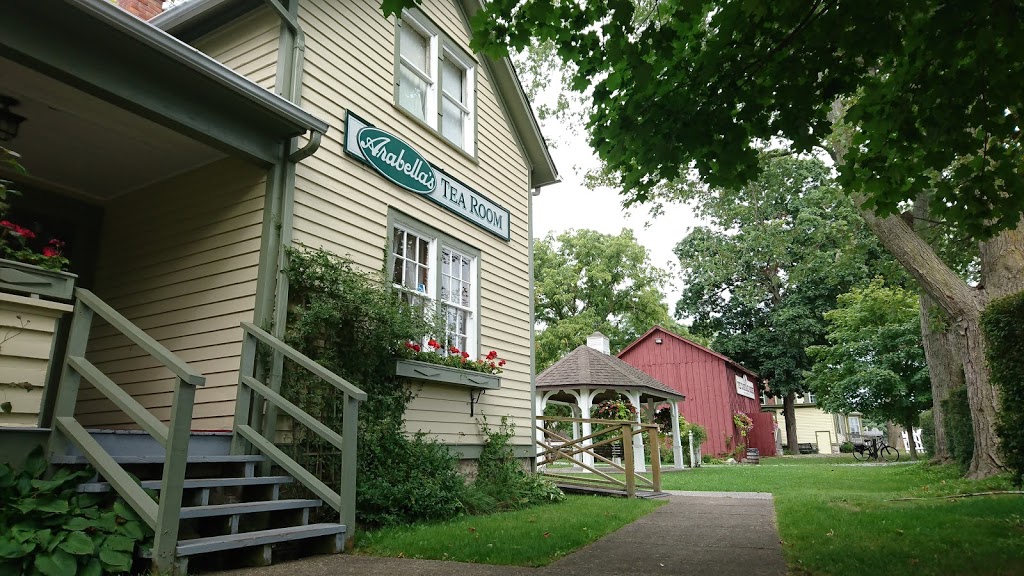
[533,229,674,371]
[380,0,1024,477]
[674,155,903,451]
[807,279,931,460]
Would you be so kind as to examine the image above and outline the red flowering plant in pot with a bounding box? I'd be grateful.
[0,147,70,272]
[399,338,506,375]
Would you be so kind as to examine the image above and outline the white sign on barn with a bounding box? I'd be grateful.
[735,375,755,399]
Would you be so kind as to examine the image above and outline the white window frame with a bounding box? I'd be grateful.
[389,213,480,357]
[396,10,477,155]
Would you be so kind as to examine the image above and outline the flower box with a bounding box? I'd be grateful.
[395,359,501,390]
[0,258,76,301]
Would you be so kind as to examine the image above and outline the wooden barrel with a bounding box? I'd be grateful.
[746,447,760,465]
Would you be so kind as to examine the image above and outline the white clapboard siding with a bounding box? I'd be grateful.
[778,406,840,446]
[295,0,534,447]
[82,158,266,430]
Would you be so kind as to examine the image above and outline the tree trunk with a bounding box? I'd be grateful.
[855,206,1018,478]
[784,391,799,454]
[886,421,905,452]
[903,419,919,460]
[919,292,961,463]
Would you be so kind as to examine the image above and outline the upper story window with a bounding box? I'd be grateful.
[396,11,476,155]
[804,392,817,404]
[390,214,480,356]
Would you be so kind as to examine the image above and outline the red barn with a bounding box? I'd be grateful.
[618,326,776,458]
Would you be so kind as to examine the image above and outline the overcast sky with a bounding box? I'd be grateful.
[533,137,705,316]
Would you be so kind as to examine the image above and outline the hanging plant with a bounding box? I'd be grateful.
[592,398,637,421]
[733,411,754,437]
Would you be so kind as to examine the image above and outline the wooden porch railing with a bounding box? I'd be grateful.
[535,416,661,497]
[45,288,205,575]
[231,322,366,533]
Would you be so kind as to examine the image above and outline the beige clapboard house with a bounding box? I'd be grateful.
[70,0,557,457]
[0,0,554,569]
[7,0,560,569]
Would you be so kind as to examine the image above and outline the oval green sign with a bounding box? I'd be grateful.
[357,127,436,194]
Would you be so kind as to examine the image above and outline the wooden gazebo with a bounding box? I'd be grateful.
[536,333,686,471]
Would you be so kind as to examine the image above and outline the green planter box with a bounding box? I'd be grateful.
[0,258,77,301]
[395,359,501,390]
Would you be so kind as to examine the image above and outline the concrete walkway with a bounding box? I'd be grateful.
[213,493,787,576]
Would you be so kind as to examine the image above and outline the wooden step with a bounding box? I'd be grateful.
[77,476,293,493]
[140,523,347,558]
[179,499,321,519]
[51,454,266,465]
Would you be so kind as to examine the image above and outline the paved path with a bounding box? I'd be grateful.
[214,493,787,576]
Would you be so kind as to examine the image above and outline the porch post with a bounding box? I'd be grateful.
[670,401,684,469]
[535,391,550,453]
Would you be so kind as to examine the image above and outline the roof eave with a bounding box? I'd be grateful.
[78,0,328,137]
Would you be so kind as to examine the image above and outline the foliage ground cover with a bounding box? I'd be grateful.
[662,456,1024,575]
[354,495,665,567]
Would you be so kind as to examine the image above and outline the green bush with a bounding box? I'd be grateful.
[982,291,1024,486]
[942,387,974,473]
[839,441,854,453]
[919,409,936,456]
[0,447,153,575]
[282,248,468,526]
[470,417,564,512]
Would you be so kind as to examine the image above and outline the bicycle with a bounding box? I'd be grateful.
[851,437,899,463]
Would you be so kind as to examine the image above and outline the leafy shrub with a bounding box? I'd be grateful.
[942,387,974,473]
[839,441,854,453]
[0,447,152,575]
[919,409,936,456]
[282,248,468,526]
[982,291,1024,486]
[470,416,564,512]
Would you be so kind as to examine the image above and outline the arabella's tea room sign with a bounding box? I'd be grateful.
[344,112,511,240]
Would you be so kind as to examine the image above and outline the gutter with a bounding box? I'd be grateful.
[73,0,327,137]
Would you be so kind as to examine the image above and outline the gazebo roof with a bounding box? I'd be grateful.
[537,345,685,401]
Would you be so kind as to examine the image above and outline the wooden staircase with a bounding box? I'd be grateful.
[40,290,365,574]
[53,432,346,573]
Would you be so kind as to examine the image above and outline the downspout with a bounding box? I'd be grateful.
[528,186,541,471]
[253,0,315,443]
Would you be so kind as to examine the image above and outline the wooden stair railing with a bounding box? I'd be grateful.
[535,415,662,497]
[45,288,205,575]
[230,322,366,535]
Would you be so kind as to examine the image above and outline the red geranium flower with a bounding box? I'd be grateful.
[42,247,59,257]
[449,346,460,354]
[427,338,440,349]
[498,359,506,367]
[486,350,498,360]
[462,351,470,359]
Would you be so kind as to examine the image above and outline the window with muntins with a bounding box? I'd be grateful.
[390,217,479,356]
[396,11,476,154]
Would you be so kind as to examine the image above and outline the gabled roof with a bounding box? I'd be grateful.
[537,345,685,401]
[618,326,760,380]
[151,0,559,189]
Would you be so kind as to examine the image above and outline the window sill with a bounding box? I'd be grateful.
[395,359,500,390]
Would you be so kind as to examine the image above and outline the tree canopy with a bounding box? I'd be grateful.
[533,228,677,371]
[675,155,903,395]
[381,0,1024,240]
[806,279,932,436]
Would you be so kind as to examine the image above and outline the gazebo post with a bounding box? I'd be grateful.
[623,390,646,473]
[574,388,597,468]
[670,401,684,469]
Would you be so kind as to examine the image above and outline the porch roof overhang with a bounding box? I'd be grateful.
[0,0,330,166]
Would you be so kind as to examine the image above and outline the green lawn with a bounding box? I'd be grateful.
[662,456,1024,576]
[353,495,665,566]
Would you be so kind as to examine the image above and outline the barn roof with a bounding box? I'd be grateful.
[617,326,760,379]
[537,344,685,401]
